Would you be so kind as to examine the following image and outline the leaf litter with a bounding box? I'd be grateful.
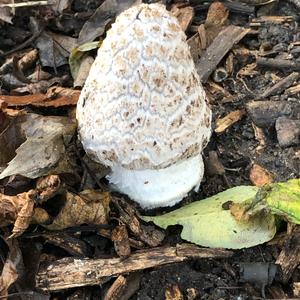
[0,0,299,299]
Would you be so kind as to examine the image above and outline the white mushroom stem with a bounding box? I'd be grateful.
[108,155,204,209]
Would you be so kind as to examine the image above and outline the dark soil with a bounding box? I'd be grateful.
[0,0,299,299]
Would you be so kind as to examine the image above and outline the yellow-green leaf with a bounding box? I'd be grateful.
[143,186,276,249]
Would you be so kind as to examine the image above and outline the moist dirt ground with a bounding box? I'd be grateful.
[0,0,299,299]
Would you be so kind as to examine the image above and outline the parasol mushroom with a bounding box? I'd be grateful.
[76,3,212,209]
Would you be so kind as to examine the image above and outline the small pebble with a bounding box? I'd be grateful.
[275,117,300,147]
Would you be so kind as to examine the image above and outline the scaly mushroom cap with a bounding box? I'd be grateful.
[77,3,212,208]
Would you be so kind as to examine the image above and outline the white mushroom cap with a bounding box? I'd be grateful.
[76,3,212,208]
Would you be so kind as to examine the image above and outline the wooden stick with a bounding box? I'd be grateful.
[0,1,52,8]
[36,244,232,291]
[196,25,250,82]
[257,57,300,71]
[260,72,300,98]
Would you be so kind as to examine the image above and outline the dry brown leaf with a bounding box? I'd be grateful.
[0,89,79,107]
[0,259,18,299]
[0,190,36,237]
[0,94,46,106]
[44,190,110,230]
[205,80,234,103]
[0,114,77,180]
[249,164,274,187]
[215,109,246,133]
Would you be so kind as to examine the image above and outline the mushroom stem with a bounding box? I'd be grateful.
[108,155,204,209]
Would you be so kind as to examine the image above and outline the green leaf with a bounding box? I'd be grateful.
[143,186,276,249]
[254,179,300,224]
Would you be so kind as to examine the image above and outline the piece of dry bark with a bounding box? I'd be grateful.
[276,225,300,283]
[215,109,246,133]
[36,244,232,291]
[188,2,229,62]
[203,1,229,46]
[111,225,131,258]
[99,228,145,250]
[118,272,141,300]
[103,275,127,300]
[43,233,90,257]
[197,26,250,82]
[249,164,273,187]
[171,5,194,32]
[285,83,300,95]
[165,284,184,300]
[113,197,165,247]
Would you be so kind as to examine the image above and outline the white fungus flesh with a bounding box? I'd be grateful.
[76,3,212,209]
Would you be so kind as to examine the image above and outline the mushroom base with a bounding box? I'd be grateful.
[108,155,204,209]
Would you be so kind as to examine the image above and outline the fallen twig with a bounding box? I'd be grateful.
[196,25,250,82]
[257,57,300,71]
[36,244,233,291]
[260,72,300,98]
[0,1,52,8]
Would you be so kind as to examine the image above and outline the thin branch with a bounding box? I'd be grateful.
[0,1,53,8]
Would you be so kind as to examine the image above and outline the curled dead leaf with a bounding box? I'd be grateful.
[0,190,36,238]
[0,259,18,299]
[44,190,110,231]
